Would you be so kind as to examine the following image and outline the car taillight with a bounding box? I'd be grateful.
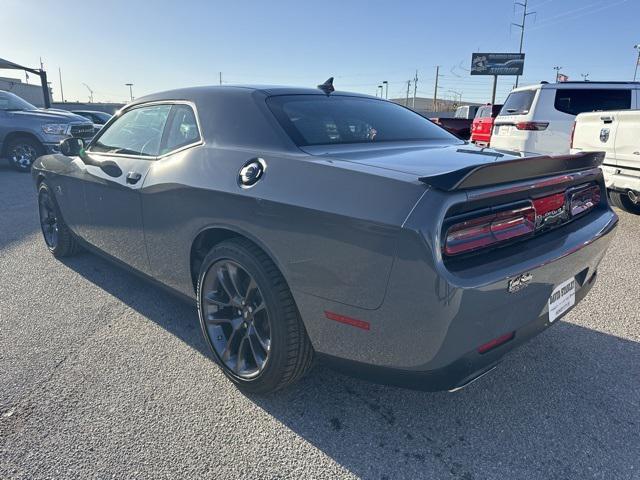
[444,205,535,256]
[515,121,549,131]
[569,121,576,148]
[569,185,601,216]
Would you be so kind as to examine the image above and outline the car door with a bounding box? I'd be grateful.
[80,103,172,273]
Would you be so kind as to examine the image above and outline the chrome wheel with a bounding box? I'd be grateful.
[10,143,38,169]
[201,260,271,378]
[38,190,59,248]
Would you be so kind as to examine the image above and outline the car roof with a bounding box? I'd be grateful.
[511,81,640,93]
[131,84,378,106]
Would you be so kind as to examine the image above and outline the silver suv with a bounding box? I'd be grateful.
[0,90,94,171]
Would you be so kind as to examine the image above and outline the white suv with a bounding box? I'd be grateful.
[571,109,640,214]
[490,82,640,155]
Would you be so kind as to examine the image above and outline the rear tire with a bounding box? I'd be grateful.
[6,136,44,172]
[37,182,79,257]
[197,238,314,394]
[609,190,640,215]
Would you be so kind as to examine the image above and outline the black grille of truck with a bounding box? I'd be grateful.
[69,124,95,139]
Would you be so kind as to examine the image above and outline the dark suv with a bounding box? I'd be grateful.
[0,91,94,171]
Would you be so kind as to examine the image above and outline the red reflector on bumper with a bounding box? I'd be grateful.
[324,311,370,331]
[477,331,515,354]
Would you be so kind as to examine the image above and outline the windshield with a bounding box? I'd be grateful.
[499,90,537,116]
[267,95,455,147]
[0,91,38,111]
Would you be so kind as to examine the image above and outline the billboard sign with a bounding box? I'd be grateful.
[471,53,525,76]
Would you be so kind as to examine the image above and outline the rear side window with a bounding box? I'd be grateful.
[499,90,536,116]
[554,89,631,115]
[267,95,455,146]
[162,104,200,154]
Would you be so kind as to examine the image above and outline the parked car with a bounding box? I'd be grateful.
[470,103,502,147]
[491,81,640,155]
[430,105,479,139]
[32,83,617,394]
[71,110,113,134]
[0,90,94,171]
[571,109,640,214]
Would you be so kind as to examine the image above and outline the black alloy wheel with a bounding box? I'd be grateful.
[197,239,314,393]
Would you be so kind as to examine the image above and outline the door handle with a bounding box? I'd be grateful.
[126,171,142,184]
[600,115,614,123]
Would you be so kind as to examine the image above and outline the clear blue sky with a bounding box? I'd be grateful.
[1,0,637,104]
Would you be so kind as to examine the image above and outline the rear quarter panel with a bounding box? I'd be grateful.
[140,145,427,310]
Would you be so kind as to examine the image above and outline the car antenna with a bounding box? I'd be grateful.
[317,77,335,95]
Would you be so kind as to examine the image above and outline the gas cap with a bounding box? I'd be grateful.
[238,158,266,188]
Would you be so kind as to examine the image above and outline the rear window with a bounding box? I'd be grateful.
[475,106,491,118]
[267,95,455,146]
[554,89,631,116]
[499,90,537,116]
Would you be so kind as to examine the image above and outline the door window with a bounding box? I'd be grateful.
[162,104,201,154]
[90,104,171,156]
[554,89,631,116]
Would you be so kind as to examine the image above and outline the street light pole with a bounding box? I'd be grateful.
[553,66,562,82]
[382,80,388,99]
[125,83,134,102]
[634,45,640,81]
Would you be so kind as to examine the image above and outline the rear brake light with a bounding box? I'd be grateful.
[444,205,535,256]
[569,185,601,216]
[516,121,549,131]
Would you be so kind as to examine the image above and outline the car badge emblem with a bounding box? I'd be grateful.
[600,128,610,143]
[508,272,533,293]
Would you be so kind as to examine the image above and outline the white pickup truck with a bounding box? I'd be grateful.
[571,110,640,214]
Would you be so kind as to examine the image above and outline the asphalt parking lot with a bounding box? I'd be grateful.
[0,164,638,480]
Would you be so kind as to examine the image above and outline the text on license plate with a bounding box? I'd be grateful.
[548,278,576,323]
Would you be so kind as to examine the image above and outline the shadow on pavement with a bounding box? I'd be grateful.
[62,248,640,479]
[0,165,40,251]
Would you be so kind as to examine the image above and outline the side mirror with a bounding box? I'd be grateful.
[59,137,85,156]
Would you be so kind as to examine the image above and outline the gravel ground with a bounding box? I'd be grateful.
[0,164,638,480]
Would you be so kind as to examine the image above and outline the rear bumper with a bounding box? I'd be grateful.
[602,164,640,192]
[319,268,599,392]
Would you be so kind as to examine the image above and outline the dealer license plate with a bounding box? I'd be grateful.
[548,278,576,323]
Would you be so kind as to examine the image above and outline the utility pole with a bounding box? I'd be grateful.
[412,70,418,109]
[405,80,411,107]
[219,72,223,85]
[553,66,562,82]
[125,83,134,101]
[491,75,498,104]
[634,45,640,81]
[432,66,440,112]
[512,0,535,88]
[58,67,64,102]
[382,80,388,99]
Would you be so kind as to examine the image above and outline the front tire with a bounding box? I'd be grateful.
[197,238,314,393]
[609,190,640,215]
[6,136,44,172]
[37,182,79,257]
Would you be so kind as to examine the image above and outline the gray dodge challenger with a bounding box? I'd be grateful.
[32,80,617,393]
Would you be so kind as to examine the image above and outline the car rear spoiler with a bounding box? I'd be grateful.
[419,151,604,191]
